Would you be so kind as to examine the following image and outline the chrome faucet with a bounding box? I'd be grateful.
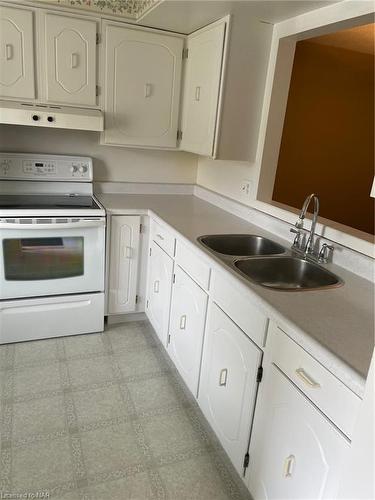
[291,193,320,256]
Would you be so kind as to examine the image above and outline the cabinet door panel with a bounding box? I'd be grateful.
[146,242,173,346]
[108,216,140,314]
[248,365,350,500]
[198,303,262,473]
[180,22,225,156]
[103,24,182,148]
[44,13,97,106]
[168,266,208,396]
[0,6,35,99]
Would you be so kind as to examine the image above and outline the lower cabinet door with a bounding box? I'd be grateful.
[108,215,140,314]
[146,241,173,346]
[247,364,350,500]
[168,265,208,396]
[198,303,262,474]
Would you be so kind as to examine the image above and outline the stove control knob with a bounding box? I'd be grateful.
[70,165,78,173]
[79,165,88,174]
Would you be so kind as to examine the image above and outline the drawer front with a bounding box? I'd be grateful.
[268,322,361,439]
[151,219,176,257]
[175,240,211,290]
[211,271,268,348]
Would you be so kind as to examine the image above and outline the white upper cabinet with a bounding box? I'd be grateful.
[198,303,262,474]
[102,23,183,148]
[168,265,208,396]
[108,215,140,315]
[180,21,226,156]
[248,365,350,500]
[43,13,97,106]
[0,5,35,100]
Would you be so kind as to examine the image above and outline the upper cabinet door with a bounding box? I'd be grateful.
[44,13,97,106]
[0,6,35,100]
[103,24,183,148]
[180,21,226,156]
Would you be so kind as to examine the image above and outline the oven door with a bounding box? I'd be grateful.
[0,218,105,300]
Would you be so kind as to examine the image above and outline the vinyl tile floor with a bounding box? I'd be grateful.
[0,321,252,500]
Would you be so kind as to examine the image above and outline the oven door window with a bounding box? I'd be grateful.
[3,237,84,280]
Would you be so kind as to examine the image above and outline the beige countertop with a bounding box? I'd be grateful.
[98,193,375,396]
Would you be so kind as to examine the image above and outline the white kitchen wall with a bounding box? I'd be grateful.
[0,125,198,184]
[197,157,259,204]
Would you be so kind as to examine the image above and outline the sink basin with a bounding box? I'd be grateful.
[234,256,343,291]
[198,234,285,257]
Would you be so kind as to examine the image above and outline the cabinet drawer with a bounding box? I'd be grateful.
[151,219,176,257]
[175,240,211,290]
[211,271,268,348]
[268,323,361,439]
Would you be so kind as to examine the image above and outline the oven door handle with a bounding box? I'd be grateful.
[0,220,106,230]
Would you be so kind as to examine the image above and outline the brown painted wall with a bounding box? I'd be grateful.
[272,40,374,235]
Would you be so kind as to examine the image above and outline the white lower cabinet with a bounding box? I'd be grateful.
[198,303,262,474]
[108,215,140,314]
[247,364,350,500]
[168,265,208,396]
[146,241,173,346]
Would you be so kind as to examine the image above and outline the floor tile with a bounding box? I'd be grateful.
[13,363,62,397]
[68,356,115,387]
[107,324,149,352]
[73,385,126,425]
[141,409,203,459]
[80,422,142,476]
[12,395,66,440]
[12,436,74,491]
[116,348,163,379]
[127,375,181,413]
[159,454,232,500]
[14,339,58,366]
[88,473,154,500]
[63,334,106,359]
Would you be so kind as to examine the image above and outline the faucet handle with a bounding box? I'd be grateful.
[318,243,334,263]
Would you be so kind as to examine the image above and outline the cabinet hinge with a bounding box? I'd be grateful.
[146,299,149,308]
[167,333,171,345]
[135,295,139,304]
[243,452,250,469]
[177,130,183,141]
[256,366,263,383]
[172,273,176,284]
[182,47,189,59]
[96,33,101,44]
[139,223,143,234]
[96,85,100,97]
[149,248,152,256]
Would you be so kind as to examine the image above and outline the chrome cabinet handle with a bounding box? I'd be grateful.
[144,83,152,98]
[179,315,186,330]
[195,86,201,101]
[5,44,13,60]
[283,454,295,478]
[71,52,79,68]
[295,368,320,388]
[219,368,228,387]
[153,280,160,293]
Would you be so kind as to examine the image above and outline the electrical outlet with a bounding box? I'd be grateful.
[240,179,252,198]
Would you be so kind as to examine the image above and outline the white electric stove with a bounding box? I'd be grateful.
[0,153,106,344]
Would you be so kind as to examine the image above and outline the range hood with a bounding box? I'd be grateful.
[0,101,104,132]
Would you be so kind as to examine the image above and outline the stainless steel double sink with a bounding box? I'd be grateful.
[198,234,343,291]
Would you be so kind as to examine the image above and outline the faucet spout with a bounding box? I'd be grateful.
[294,193,320,255]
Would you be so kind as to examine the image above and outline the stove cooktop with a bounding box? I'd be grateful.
[0,195,102,211]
